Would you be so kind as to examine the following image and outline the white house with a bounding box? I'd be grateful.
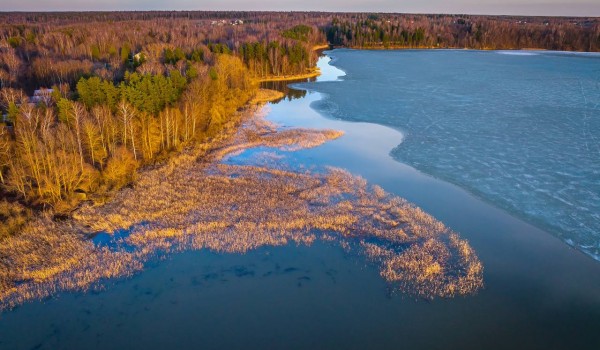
[30,89,53,105]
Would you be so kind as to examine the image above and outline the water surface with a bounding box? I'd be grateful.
[307,49,600,261]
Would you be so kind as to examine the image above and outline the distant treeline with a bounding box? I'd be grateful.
[325,13,599,51]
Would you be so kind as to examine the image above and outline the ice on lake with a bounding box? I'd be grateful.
[305,49,600,261]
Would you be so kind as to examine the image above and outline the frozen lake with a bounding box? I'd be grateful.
[308,49,600,261]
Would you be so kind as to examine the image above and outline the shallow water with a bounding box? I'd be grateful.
[0,54,599,349]
[309,49,600,261]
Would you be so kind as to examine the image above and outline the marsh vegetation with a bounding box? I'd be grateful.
[0,107,483,310]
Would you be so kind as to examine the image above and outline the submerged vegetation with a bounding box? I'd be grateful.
[0,110,483,310]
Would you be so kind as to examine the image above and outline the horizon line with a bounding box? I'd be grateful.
[0,10,598,19]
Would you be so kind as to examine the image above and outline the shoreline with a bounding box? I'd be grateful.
[259,53,600,347]
[334,45,600,54]
[312,44,331,51]
[272,51,600,268]
[254,69,320,83]
[254,45,327,83]
[250,89,286,104]
[333,46,600,55]
[269,49,600,281]
[0,67,484,310]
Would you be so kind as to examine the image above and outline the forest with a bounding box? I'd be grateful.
[0,11,598,237]
[325,13,600,50]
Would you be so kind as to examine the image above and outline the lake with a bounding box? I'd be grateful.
[0,51,599,349]
[309,49,600,262]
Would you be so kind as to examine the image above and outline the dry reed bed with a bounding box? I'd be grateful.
[0,108,483,311]
[250,89,286,105]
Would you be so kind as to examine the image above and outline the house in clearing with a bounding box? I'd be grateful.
[30,89,53,105]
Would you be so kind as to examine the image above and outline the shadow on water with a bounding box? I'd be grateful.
[259,78,312,103]
[92,226,136,252]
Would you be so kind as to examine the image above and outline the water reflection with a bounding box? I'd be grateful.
[260,78,311,103]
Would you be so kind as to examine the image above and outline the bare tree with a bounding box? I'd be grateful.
[0,49,22,86]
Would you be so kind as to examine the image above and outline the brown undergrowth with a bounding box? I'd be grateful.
[0,107,483,311]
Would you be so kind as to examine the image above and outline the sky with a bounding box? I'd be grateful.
[0,0,599,17]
